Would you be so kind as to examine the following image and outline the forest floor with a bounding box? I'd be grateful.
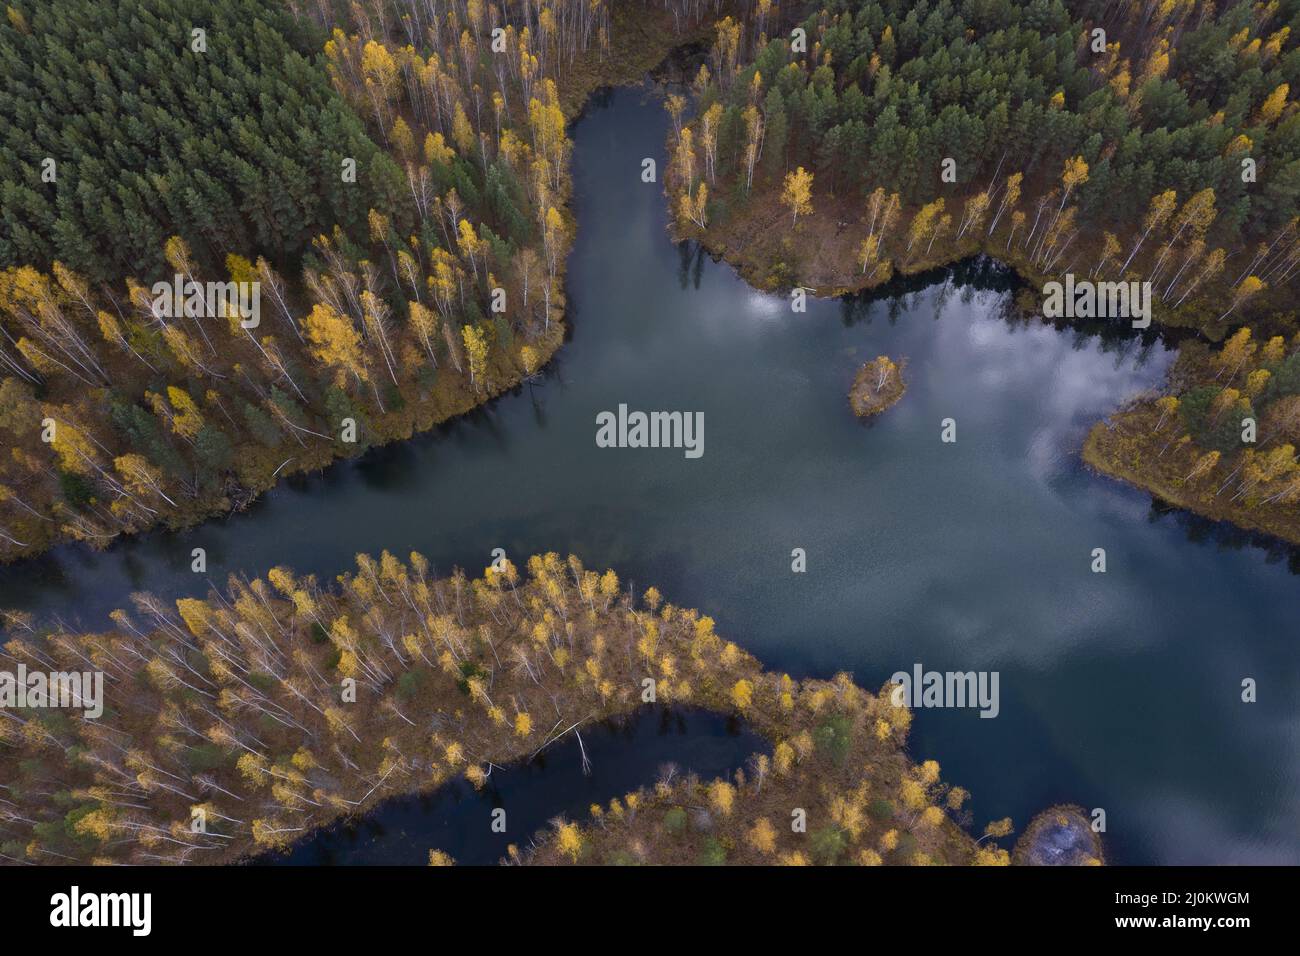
[555,3,718,119]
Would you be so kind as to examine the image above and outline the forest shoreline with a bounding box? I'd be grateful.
[0,6,712,566]
[721,201,1300,546]
[655,1,1300,551]
[671,170,1300,550]
[0,551,1053,867]
[675,189,1300,553]
[674,183,1256,341]
[1083,417,1300,546]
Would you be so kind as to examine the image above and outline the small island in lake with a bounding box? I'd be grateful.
[1014,805,1104,866]
[850,356,907,418]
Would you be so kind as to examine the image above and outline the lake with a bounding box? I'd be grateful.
[2,85,1296,865]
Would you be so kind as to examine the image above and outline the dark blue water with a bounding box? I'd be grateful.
[2,86,1297,864]
[261,707,762,865]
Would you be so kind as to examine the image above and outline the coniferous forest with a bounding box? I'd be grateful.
[670,0,1300,317]
[0,0,598,559]
[0,0,399,282]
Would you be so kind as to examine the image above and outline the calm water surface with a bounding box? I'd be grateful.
[265,708,762,865]
[2,87,1297,864]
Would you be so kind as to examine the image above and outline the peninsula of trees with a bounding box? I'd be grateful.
[666,0,1299,334]
[1086,324,1300,542]
[0,551,1036,866]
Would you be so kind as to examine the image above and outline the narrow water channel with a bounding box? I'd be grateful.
[2,85,1297,864]
[261,707,762,865]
